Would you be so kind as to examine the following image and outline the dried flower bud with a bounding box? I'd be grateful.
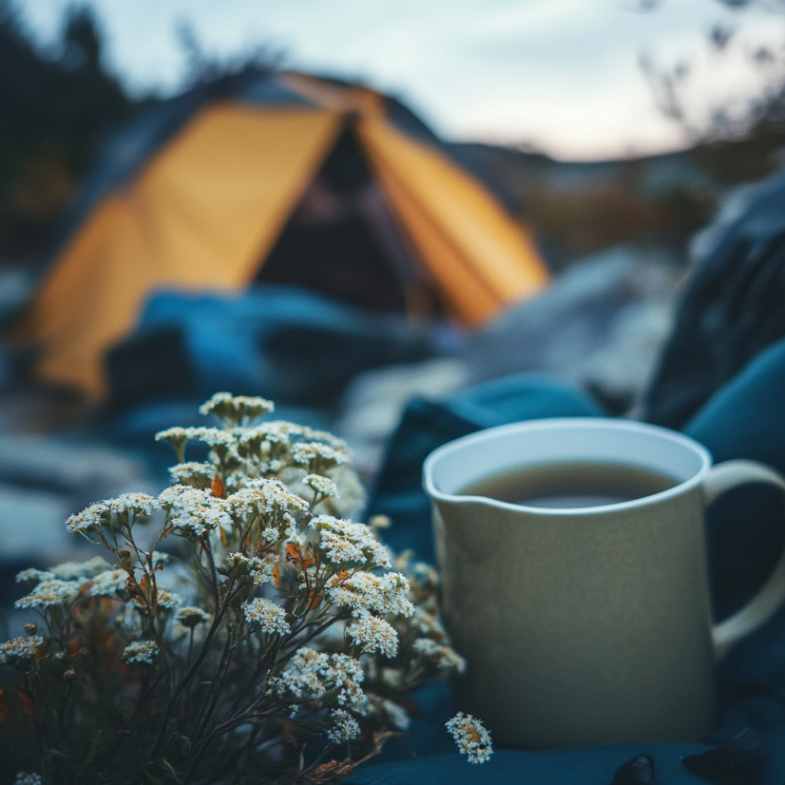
[117,549,133,570]
[176,606,211,629]
[370,514,391,530]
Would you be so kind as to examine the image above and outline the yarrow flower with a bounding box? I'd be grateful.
[16,568,54,585]
[66,501,110,535]
[445,713,493,764]
[13,773,43,785]
[272,648,367,714]
[51,556,111,580]
[0,635,44,666]
[412,638,467,674]
[190,427,236,452]
[347,613,398,658]
[379,698,410,731]
[223,552,277,585]
[326,708,361,744]
[291,442,348,471]
[200,392,274,423]
[6,393,480,778]
[155,426,193,454]
[123,640,158,665]
[311,516,391,568]
[159,486,232,537]
[15,579,81,609]
[411,607,447,638]
[169,462,215,489]
[229,480,309,520]
[304,474,338,499]
[326,571,414,618]
[176,606,211,628]
[88,570,128,598]
[107,493,157,523]
[243,598,290,636]
[149,550,170,569]
[155,590,181,611]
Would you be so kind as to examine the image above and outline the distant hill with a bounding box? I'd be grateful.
[449,131,785,268]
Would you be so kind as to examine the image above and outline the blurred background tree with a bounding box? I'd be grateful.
[639,0,785,182]
[0,0,142,262]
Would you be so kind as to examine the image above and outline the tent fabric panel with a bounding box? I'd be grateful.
[367,152,500,324]
[30,197,157,394]
[135,103,341,285]
[234,74,315,107]
[359,118,549,322]
[23,103,341,396]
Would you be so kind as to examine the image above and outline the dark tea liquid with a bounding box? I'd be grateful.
[459,461,679,509]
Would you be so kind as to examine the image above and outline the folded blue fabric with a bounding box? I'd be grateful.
[354,340,785,784]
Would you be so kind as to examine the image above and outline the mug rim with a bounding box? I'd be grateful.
[422,417,713,517]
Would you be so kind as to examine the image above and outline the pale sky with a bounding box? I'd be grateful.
[19,0,785,159]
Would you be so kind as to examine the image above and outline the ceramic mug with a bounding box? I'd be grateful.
[423,418,785,748]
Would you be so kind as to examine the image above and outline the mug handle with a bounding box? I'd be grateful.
[704,460,785,660]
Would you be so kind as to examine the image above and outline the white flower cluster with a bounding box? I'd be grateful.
[236,421,296,454]
[107,493,157,521]
[14,773,43,785]
[123,640,159,665]
[326,571,414,618]
[229,480,308,522]
[159,486,232,537]
[445,712,493,765]
[154,590,181,611]
[88,569,128,598]
[189,427,236,451]
[379,698,410,731]
[347,613,398,658]
[21,392,480,773]
[155,425,237,456]
[411,607,446,638]
[304,474,338,499]
[243,598,290,636]
[169,462,215,488]
[412,638,466,673]
[223,552,277,586]
[16,568,54,584]
[155,426,192,451]
[176,606,211,628]
[271,648,367,714]
[65,494,156,536]
[200,392,274,423]
[326,708,361,744]
[291,442,348,471]
[149,550,170,569]
[15,579,81,609]
[311,516,391,568]
[66,501,111,534]
[51,556,111,581]
[0,635,44,665]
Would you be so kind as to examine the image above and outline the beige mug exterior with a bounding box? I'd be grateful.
[423,419,785,748]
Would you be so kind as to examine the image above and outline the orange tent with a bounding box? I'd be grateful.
[14,71,549,397]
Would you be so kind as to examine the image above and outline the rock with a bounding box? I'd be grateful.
[0,434,155,506]
[464,246,679,413]
[0,434,158,606]
[335,358,469,475]
[644,171,785,428]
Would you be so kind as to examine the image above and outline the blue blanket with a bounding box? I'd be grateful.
[352,338,785,784]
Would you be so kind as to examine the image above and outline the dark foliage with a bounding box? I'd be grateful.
[0,1,142,261]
